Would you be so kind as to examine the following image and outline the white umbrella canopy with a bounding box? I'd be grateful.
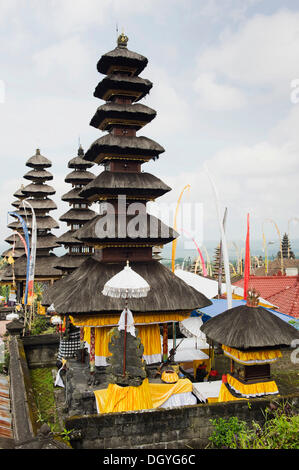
[179,317,206,341]
[102,261,150,299]
[50,315,62,325]
[6,312,19,321]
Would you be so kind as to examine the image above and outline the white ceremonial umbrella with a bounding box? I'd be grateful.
[179,317,208,349]
[50,315,62,325]
[6,312,19,321]
[102,261,150,298]
[102,261,150,376]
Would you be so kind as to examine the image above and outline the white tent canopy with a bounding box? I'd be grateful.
[174,269,276,307]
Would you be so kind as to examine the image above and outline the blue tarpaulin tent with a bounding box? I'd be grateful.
[193,299,299,330]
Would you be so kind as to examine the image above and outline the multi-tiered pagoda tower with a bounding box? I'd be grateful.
[7,149,62,298]
[1,186,27,261]
[54,146,96,275]
[43,34,211,371]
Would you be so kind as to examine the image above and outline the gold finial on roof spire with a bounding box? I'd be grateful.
[117,31,128,47]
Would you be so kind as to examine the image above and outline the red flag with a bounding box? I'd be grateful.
[243,213,250,300]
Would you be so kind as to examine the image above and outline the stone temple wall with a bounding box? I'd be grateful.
[65,394,299,449]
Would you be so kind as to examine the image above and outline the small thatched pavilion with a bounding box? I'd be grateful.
[201,289,299,401]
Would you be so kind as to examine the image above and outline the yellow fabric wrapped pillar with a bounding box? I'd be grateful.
[84,324,162,365]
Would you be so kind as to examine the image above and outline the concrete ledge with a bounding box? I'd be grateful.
[9,336,38,444]
[65,393,299,449]
[22,333,59,368]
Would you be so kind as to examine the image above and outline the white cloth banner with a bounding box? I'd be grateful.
[118,308,136,337]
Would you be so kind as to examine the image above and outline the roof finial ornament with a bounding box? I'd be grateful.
[117,30,128,48]
[246,287,260,308]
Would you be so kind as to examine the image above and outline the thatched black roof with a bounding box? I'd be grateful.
[11,253,63,279]
[0,264,14,282]
[5,233,59,250]
[57,230,82,245]
[90,103,156,131]
[1,248,23,259]
[42,257,212,314]
[53,254,88,271]
[59,208,96,223]
[26,149,52,168]
[8,215,59,230]
[73,213,177,245]
[13,186,26,199]
[17,197,57,212]
[97,46,148,76]
[23,169,53,182]
[61,188,91,203]
[64,170,95,184]
[21,183,56,197]
[79,171,171,200]
[94,74,152,102]
[11,199,20,208]
[84,134,165,164]
[200,304,299,349]
[68,156,94,169]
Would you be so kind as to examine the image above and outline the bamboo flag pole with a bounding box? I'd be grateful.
[171,184,191,272]
[204,165,232,309]
[218,207,227,298]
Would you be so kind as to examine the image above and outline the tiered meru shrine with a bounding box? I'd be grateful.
[0,149,62,299]
[43,33,211,373]
[54,146,96,275]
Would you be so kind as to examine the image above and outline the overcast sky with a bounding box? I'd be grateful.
[1,0,299,256]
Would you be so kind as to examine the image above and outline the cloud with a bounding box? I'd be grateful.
[194,73,247,110]
[194,9,299,108]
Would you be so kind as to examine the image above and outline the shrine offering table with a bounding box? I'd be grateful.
[192,380,222,403]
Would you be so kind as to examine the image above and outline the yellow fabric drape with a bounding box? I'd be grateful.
[149,378,192,408]
[222,345,282,365]
[94,378,193,413]
[84,324,162,358]
[95,378,153,413]
[84,326,113,358]
[137,324,161,356]
[70,312,190,327]
[227,374,279,397]
[218,383,246,402]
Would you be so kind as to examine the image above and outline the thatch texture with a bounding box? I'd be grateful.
[21,183,56,196]
[57,230,82,245]
[90,103,156,130]
[84,134,164,164]
[26,149,51,168]
[59,208,96,222]
[53,254,88,271]
[12,254,63,279]
[94,74,152,101]
[13,187,26,198]
[17,197,57,212]
[61,188,91,202]
[97,46,148,76]
[23,170,53,181]
[68,156,93,169]
[8,215,59,230]
[5,233,59,250]
[42,257,212,314]
[1,248,23,258]
[79,171,171,200]
[73,213,177,245]
[200,304,299,349]
[64,170,95,184]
